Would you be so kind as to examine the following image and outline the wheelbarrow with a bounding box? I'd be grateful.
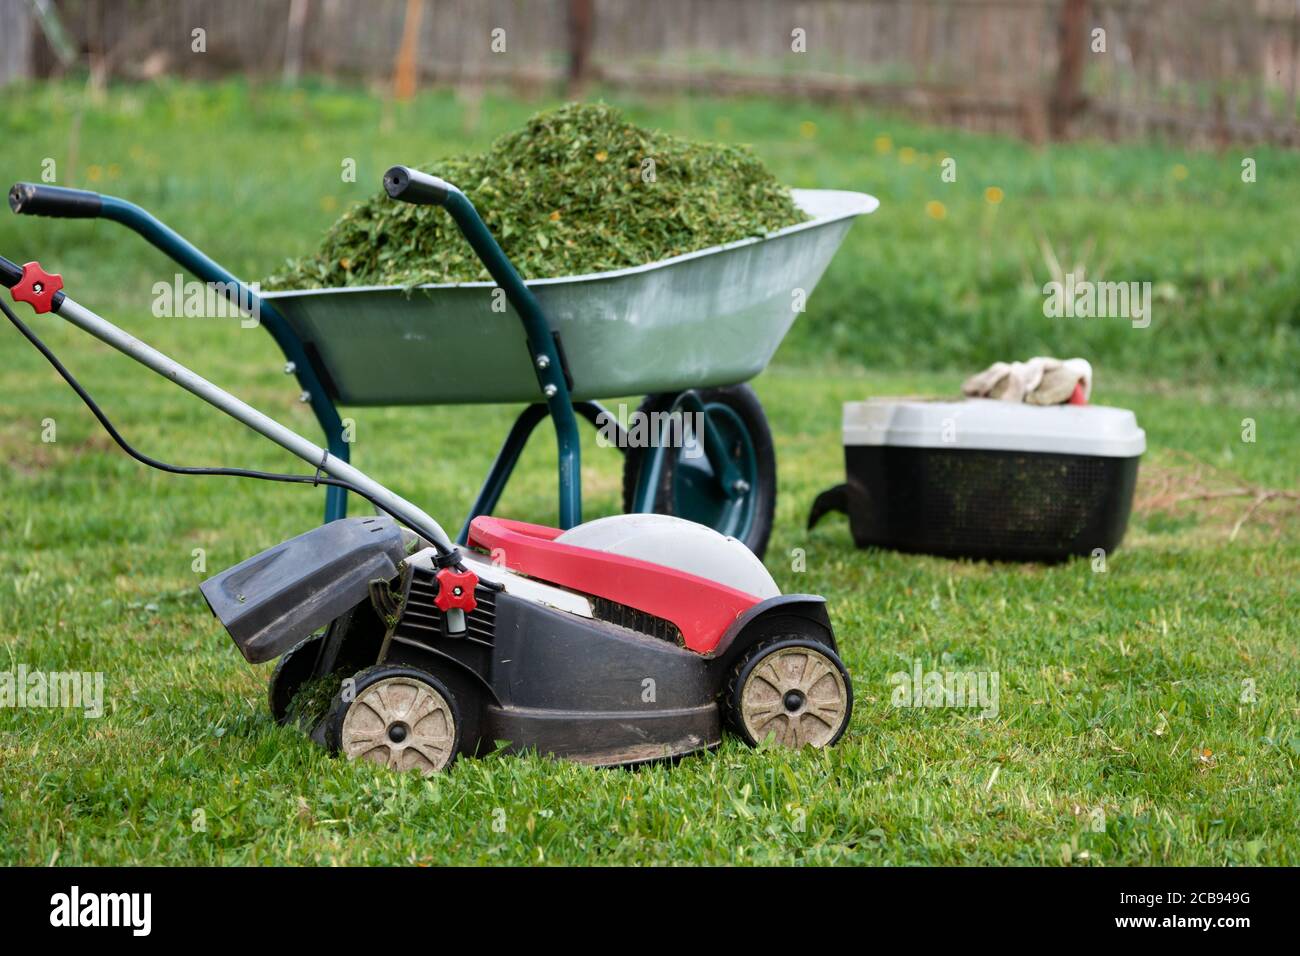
[9,168,876,557]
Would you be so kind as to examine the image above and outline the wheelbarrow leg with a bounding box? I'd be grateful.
[321,431,351,522]
[457,401,626,544]
[550,393,582,531]
[458,404,549,544]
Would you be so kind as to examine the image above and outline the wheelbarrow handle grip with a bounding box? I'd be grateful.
[382,165,459,207]
[9,182,103,219]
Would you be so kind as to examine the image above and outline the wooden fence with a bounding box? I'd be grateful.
[10,0,1300,146]
[1,0,35,87]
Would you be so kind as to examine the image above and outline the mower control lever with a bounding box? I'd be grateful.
[9,182,104,219]
[8,261,64,314]
[383,166,457,207]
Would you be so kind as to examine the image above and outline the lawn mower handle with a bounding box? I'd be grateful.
[1,261,457,554]
[9,182,103,218]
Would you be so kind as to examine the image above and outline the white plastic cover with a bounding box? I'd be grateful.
[843,398,1146,458]
[555,514,781,599]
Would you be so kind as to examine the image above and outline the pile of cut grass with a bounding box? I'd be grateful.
[267,102,807,289]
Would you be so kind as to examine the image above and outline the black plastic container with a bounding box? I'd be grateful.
[809,399,1145,562]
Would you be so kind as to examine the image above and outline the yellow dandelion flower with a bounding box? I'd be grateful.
[549,210,561,222]
[799,120,817,140]
[87,164,102,182]
[899,147,916,164]
[984,186,1004,204]
[925,200,947,220]
[1171,164,1189,181]
[874,134,893,155]
[594,150,608,162]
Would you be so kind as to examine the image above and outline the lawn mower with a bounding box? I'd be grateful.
[1,167,855,773]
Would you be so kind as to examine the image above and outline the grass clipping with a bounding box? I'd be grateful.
[266,103,807,289]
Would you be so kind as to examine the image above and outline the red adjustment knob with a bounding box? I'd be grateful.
[11,262,63,314]
[434,567,478,614]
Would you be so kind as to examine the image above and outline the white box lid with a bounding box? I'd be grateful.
[843,398,1146,457]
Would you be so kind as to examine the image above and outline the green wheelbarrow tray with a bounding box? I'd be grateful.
[262,189,878,406]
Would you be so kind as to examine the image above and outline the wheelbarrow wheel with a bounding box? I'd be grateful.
[724,636,852,750]
[325,664,462,775]
[621,384,776,558]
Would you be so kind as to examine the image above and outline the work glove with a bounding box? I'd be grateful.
[962,356,1092,405]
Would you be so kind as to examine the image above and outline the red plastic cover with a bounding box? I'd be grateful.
[467,516,762,653]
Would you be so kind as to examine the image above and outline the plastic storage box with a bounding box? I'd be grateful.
[808,399,1146,561]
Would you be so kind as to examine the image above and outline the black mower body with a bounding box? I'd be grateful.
[203,517,844,767]
[380,566,838,764]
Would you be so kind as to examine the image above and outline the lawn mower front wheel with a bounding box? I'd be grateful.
[726,638,853,750]
[326,665,463,775]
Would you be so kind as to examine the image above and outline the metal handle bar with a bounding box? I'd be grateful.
[15,276,456,553]
[7,180,353,522]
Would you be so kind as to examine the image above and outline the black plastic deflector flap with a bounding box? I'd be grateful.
[200,517,406,664]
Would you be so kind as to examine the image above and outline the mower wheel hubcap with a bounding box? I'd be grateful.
[341,677,455,774]
[741,646,848,749]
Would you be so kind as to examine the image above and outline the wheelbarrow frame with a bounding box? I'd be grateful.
[7,172,838,545]
[10,179,604,534]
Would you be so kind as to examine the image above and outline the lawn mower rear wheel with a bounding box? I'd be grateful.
[325,665,463,775]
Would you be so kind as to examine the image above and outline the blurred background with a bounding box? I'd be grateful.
[1,0,1297,385]
[6,0,1300,145]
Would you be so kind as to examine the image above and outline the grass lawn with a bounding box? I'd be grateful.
[0,80,1296,865]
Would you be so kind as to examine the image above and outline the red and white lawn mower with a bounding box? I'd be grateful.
[2,253,853,773]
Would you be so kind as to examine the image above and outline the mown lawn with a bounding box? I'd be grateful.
[0,80,1296,865]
